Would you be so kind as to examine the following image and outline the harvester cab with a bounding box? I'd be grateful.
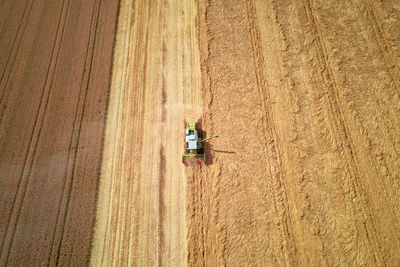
[182,121,218,165]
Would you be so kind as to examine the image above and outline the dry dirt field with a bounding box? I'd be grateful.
[1,0,400,266]
[0,0,118,265]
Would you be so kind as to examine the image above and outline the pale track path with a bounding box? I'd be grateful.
[90,0,202,266]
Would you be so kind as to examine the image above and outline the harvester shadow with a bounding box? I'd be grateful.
[204,142,213,166]
[196,118,213,166]
[196,119,222,166]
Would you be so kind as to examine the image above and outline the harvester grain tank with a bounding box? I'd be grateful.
[182,121,218,165]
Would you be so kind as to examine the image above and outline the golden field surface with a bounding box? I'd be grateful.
[1,0,400,266]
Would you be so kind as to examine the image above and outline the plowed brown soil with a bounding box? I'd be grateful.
[0,0,118,265]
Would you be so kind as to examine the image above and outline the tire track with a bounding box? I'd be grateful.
[158,146,166,267]
[263,1,338,264]
[49,1,102,265]
[193,0,298,265]
[0,0,16,32]
[0,0,30,87]
[357,0,400,139]
[361,0,400,84]
[320,0,400,232]
[303,0,386,263]
[0,0,33,122]
[265,0,391,264]
[309,1,400,262]
[245,0,297,265]
[358,1,400,150]
[304,1,384,263]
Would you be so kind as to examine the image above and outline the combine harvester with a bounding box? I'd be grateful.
[182,121,218,165]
